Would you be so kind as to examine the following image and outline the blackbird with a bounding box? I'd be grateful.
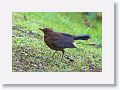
[39,28,90,60]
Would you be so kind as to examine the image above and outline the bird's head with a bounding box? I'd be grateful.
[39,28,54,34]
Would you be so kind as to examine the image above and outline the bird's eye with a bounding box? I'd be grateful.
[45,30,48,32]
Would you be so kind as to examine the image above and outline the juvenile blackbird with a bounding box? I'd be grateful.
[39,28,90,60]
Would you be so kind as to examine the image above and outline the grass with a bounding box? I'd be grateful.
[12,12,102,72]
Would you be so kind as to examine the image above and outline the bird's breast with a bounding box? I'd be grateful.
[44,34,63,50]
[44,34,53,43]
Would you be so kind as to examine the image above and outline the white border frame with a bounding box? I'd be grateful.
[0,0,114,84]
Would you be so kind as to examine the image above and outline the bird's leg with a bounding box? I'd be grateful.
[61,50,65,60]
[52,50,57,58]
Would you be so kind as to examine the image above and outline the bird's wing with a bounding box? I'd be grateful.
[60,33,73,37]
[52,33,76,48]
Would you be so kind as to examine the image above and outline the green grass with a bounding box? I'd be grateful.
[12,12,102,72]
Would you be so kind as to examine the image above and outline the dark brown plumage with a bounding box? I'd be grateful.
[39,28,90,60]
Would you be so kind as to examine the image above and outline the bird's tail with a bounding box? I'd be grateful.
[73,34,90,40]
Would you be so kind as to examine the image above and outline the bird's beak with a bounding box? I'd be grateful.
[39,28,43,31]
